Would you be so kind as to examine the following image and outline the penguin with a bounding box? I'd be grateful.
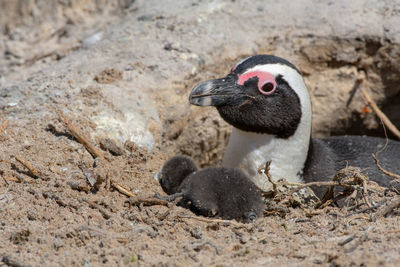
[156,155,264,222]
[189,55,400,197]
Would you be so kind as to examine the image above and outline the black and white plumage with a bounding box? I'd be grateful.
[189,55,400,197]
[157,156,264,222]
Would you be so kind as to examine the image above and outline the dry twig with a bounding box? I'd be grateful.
[371,196,400,221]
[7,175,34,184]
[0,120,9,134]
[264,206,290,216]
[6,177,20,183]
[112,183,135,197]
[56,111,106,160]
[287,181,344,191]
[287,169,369,193]
[1,174,9,186]
[361,88,400,139]
[260,165,371,211]
[384,229,400,234]
[258,160,278,197]
[14,155,41,179]
[129,196,169,207]
[25,45,81,66]
[317,167,371,208]
[177,214,243,226]
[105,171,111,191]
[345,203,382,217]
[372,154,400,180]
[264,161,277,195]
[338,234,356,246]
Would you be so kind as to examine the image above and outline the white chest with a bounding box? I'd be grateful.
[222,128,309,191]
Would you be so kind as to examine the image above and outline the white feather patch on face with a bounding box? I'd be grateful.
[223,63,312,190]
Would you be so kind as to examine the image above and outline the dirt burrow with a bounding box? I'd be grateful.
[297,36,400,139]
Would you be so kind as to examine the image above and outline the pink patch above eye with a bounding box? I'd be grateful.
[237,71,277,95]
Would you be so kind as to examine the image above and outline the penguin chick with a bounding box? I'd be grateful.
[157,156,264,222]
[158,155,198,195]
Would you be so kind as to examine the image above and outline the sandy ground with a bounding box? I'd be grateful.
[1,1,400,266]
[1,114,400,267]
[1,117,400,267]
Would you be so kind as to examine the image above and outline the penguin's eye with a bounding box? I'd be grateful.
[259,81,276,95]
[248,211,257,221]
[237,71,277,95]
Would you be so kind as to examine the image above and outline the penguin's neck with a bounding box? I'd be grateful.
[222,116,311,191]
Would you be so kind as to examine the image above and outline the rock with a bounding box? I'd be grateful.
[82,32,103,48]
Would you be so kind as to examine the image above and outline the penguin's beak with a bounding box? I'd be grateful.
[189,75,240,106]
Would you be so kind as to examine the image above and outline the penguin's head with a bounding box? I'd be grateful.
[158,155,198,195]
[189,55,311,139]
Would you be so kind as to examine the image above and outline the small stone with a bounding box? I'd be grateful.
[123,253,138,265]
[190,226,202,239]
[99,138,125,156]
[82,32,103,48]
[53,237,63,250]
